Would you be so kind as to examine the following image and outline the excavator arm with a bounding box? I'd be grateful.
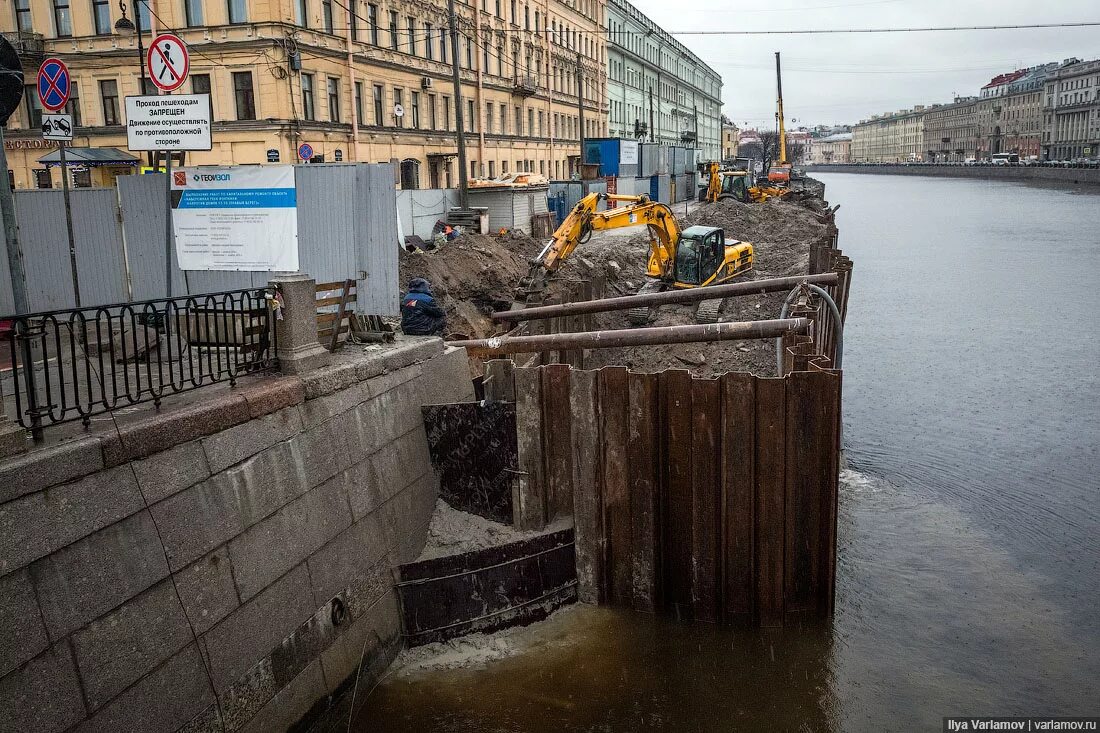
[520,193,682,298]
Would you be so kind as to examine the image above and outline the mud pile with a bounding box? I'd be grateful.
[559,185,834,377]
[398,231,540,339]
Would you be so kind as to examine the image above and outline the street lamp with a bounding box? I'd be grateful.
[114,1,149,95]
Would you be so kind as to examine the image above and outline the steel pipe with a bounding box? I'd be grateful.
[492,273,839,322]
[450,318,810,357]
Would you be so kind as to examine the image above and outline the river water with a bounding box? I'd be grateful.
[355,174,1100,731]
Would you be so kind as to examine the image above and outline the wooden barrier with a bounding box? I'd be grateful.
[512,364,841,625]
[315,279,356,350]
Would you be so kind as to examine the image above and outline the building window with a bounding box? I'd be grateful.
[528,108,534,137]
[514,106,521,135]
[368,4,378,44]
[24,84,43,129]
[428,94,437,129]
[510,0,516,24]
[191,73,212,119]
[355,81,365,125]
[65,81,81,126]
[443,95,450,130]
[294,0,307,26]
[411,91,420,128]
[425,23,433,60]
[407,16,416,54]
[226,0,246,24]
[486,103,493,134]
[464,36,472,69]
[488,160,495,177]
[394,88,404,127]
[373,84,384,125]
[302,73,316,120]
[349,0,359,40]
[499,103,505,133]
[327,77,340,121]
[14,0,32,32]
[53,0,72,37]
[35,169,52,189]
[323,0,334,32]
[495,0,500,17]
[98,79,118,126]
[439,28,447,63]
[184,0,203,26]
[92,0,110,34]
[389,11,398,49]
[467,99,475,132]
[232,71,255,120]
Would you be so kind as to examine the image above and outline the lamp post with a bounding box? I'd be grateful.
[114,1,153,166]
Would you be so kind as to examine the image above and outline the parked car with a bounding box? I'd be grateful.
[963,158,977,166]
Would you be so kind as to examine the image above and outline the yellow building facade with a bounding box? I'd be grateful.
[2,0,608,190]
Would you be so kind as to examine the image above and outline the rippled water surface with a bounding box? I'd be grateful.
[355,174,1100,731]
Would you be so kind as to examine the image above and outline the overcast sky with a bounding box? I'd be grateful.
[628,0,1100,128]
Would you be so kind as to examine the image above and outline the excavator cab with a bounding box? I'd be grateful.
[672,226,750,287]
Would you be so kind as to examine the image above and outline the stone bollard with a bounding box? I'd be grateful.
[270,274,332,375]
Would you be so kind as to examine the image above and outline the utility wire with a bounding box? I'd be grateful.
[668,21,1100,35]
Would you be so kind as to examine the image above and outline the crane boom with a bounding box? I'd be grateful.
[776,51,787,165]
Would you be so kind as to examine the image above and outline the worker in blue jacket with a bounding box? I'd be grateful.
[400,278,446,336]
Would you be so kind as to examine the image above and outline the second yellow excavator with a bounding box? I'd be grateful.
[519,192,753,323]
[701,161,787,204]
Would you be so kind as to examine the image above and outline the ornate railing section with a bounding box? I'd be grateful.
[1,288,277,439]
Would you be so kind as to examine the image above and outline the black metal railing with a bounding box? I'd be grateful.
[1,288,276,439]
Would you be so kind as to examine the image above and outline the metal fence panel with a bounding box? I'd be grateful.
[398,189,459,239]
[12,189,128,312]
[296,163,360,284]
[358,164,400,315]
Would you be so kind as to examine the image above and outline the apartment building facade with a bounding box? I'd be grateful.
[604,0,722,160]
[3,0,609,189]
[851,107,925,163]
[974,63,1055,160]
[721,121,738,160]
[809,132,851,164]
[921,97,978,162]
[1041,57,1100,161]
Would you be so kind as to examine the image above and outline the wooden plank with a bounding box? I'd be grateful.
[315,280,353,291]
[315,293,357,307]
[569,369,603,604]
[721,372,756,622]
[329,280,356,351]
[513,367,547,530]
[541,364,574,519]
[690,377,721,623]
[627,371,659,612]
[754,377,786,627]
[783,370,820,622]
[661,369,694,618]
[598,366,631,606]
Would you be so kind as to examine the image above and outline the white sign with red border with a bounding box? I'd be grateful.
[147,33,190,92]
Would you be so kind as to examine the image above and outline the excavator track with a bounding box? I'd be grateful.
[628,281,665,325]
[694,298,724,324]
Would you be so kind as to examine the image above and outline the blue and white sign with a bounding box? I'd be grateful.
[170,166,298,271]
[297,143,314,161]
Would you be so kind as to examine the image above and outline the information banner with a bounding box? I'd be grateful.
[620,140,639,166]
[125,94,211,151]
[170,166,299,271]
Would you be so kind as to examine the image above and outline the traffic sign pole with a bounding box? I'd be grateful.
[59,142,80,307]
[164,143,174,298]
[36,58,80,307]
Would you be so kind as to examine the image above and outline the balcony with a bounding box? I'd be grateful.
[512,74,537,97]
[1,31,45,60]
[680,130,697,143]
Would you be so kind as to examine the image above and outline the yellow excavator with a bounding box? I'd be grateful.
[702,161,786,204]
[520,192,753,323]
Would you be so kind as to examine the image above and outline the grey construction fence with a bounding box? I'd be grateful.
[1,163,400,316]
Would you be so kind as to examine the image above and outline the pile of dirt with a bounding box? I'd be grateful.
[417,499,572,561]
[558,183,835,377]
[398,230,540,339]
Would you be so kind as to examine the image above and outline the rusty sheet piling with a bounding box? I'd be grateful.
[449,318,810,358]
[492,274,839,323]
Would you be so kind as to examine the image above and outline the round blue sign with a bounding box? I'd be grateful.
[37,58,70,112]
[297,143,314,161]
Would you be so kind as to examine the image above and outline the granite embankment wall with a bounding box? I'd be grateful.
[0,339,473,733]
[806,164,1100,186]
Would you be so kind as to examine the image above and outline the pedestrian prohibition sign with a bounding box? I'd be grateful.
[37,58,70,112]
[147,33,189,92]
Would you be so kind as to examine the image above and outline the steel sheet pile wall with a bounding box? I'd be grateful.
[513,364,841,626]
